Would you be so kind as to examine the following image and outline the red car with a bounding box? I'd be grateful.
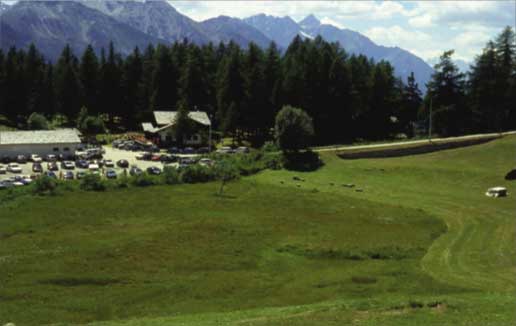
[151,154,162,161]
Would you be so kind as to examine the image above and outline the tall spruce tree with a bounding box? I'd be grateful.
[149,45,178,111]
[79,45,99,115]
[54,44,82,120]
[426,50,468,136]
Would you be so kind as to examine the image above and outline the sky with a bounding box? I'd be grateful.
[168,0,516,64]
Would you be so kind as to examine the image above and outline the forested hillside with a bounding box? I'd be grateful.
[0,27,514,145]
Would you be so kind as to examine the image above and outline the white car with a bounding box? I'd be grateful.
[62,161,75,169]
[88,163,100,171]
[103,159,114,168]
[7,163,22,173]
[199,158,214,167]
[31,154,42,163]
[216,146,234,154]
[0,165,6,174]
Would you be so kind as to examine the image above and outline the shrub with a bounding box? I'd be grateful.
[116,175,130,188]
[275,105,314,152]
[27,112,50,130]
[163,166,181,185]
[282,150,323,171]
[33,175,57,195]
[80,174,106,191]
[180,165,217,184]
[261,141,279,152]
[131,173,158,187]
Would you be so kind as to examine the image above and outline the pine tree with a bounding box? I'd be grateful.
[263,42,282,133]
[54,44,82,120]
[121,47,143,128]
[149,45,178,111]
[399,72,422,136]
[216,46,244,137]
[426,50,468,136]
[79,45,99,114]
[179,45,207,109]
[99,42,123,121]
[242,42,266,140]
[328,52,353,142]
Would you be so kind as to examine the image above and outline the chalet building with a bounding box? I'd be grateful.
[142,111,212,147]
[0,129,82,157]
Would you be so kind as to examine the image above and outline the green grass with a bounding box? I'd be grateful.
[1,136,515,325]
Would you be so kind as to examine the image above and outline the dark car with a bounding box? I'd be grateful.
[106,169,117,179]
[197,147,210,154]
[32,163,43,173]
[44,171,57,178]
[168,147,180,154]
[146,166,162,175]
[76,171,87,179]
[182,147,195,154]
[47,162,59,171]
[160,154,177,164]
[129,166,143,176]
[76,159,89,169]
[63,171,74,180]
[117,159,129,168]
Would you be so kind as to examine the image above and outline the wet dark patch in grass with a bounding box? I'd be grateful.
[39,277,121,287]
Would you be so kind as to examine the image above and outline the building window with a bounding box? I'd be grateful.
[53,147,59,152]
[63,147,70,152]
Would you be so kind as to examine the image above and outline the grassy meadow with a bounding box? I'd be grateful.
[1,136,515,325]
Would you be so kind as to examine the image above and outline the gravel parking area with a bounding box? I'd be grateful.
[0,145,199,182]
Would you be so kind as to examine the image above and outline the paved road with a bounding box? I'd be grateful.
[314,131,516,153]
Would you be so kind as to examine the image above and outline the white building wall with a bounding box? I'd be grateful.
[0,143,80,157]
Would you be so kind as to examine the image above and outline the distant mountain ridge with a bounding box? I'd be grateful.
[245,14,432,91]
[0,1,433,89]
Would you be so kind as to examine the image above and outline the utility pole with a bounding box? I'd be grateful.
[428,96,433,140]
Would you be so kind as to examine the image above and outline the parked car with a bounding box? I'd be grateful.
[180,157,197,165]
[88,163,100,172]
[117,159,129,168]
[76,171,87,179]
[61,161,75,170]
[183,147,196,154]
[235,146,250,154]
[32,163,43,173]
[199,158,215,167]
[151,154,162,162]
[47,162,59,171]
[168,147,180,154]
[129,166,143,176]
[45,154,57,162]
[44,171,57,178]
[197,147,210,154]
[146,166,162,175]
[0,180,14,189]
[20,176,33,185]
[0,165,6,174]
[30,154,42,163]
[7,163,22,173]
[75,159,89,169]
[160,155,177,164]
[103,159,114,168]
[216,146,234,154]
[63,171,74,180]
[1,156,11,164]
[136,152,153,160]
[105,169,117,179]
[16,155,28,164]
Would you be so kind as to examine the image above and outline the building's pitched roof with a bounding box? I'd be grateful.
[0,129,82,145]
[153,111,211,127]
[141,123,157,133]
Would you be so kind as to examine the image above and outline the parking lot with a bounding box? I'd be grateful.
[0,145,196,183]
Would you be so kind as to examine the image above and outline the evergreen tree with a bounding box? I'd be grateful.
[99,42,123,121]
[79,45,99,114]
[327,52,353,142]
[121,47,143,128]
[263,42,282,133]
[242,42,266,140]
[149,45,178,110]
[216,46,244,136]
[426,50,468,136]
[399,72,422,136]
[179,45,207,109]
[54,44,82,120]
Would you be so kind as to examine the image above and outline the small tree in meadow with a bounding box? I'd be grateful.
[215,160,239,196]
[274,105,314,153]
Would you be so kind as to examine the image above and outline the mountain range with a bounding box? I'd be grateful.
[0,0,433,90]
